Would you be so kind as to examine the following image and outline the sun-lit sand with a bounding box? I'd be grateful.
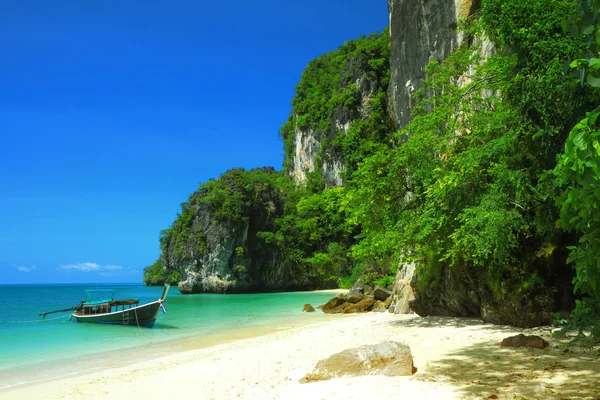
[3,312,599,400]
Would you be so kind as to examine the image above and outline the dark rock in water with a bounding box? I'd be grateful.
[373,286,392,301]
[300,341,415,383]
[500,334,549,349]
[303,304,315,312]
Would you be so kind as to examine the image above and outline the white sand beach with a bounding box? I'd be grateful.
[3,312,599,400]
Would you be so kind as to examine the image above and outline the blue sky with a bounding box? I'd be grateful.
[0,0,388,284]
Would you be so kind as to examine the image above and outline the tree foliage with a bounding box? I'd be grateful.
[554,0,600,337]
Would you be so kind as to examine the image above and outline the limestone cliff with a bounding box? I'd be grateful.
[282,31,391,188]
[385,0,486,315]
[387,0,481,129]
[160,168,295,294]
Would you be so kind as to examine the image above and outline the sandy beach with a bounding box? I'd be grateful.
[3,312,599,400]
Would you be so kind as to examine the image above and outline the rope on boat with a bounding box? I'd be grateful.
[134,307,140,329]
[3,315,70,324]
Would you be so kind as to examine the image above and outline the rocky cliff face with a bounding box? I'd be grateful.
[160,168,295,294]
[290,65,378,188]
[284,32,390,188]
[292,127,345,188]
[385,0,485,314]
[387,0,480,129]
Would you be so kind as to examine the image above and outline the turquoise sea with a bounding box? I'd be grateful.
[0,284,340,391]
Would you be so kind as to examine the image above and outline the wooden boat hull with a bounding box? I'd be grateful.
[73,300,163,328]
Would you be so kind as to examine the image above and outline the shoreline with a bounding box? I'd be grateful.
[0,289,347,393]
[0,314,344,393]
[4,311,599,399]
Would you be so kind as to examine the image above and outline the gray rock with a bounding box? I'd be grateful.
[408,262,572,328]
[387,0,481,129]
[300,341,415,383]
[373,286,392,301]
[162,168,300,294]
[344,292,365,304]
[349,278,366,295]
[388,262,416,314]
[500,334,549,349]
[409,264,483,319]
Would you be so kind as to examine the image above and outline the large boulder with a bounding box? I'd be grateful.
[373,286,392,301]
[339,298,376,313]
[318,295,347,312]
[300,342,415,383]
[345,292,365,304]
[349,278,374,296]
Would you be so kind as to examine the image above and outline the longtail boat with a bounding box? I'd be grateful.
[40,284,170,328]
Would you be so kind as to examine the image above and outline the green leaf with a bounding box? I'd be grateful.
[570,24,580,38]
[587,70,600,87]
[571,59,585,68]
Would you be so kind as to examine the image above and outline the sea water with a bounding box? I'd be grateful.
[0,284,340,391]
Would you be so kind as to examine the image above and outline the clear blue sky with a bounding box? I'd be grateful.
[0,0,388,284]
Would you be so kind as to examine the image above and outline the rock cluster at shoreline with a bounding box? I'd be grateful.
[317,281,392,314]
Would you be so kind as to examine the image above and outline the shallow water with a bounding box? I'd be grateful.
[0,284,340,391]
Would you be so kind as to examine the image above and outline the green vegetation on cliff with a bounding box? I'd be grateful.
[142,257,181,286]
[280,30,391,182]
